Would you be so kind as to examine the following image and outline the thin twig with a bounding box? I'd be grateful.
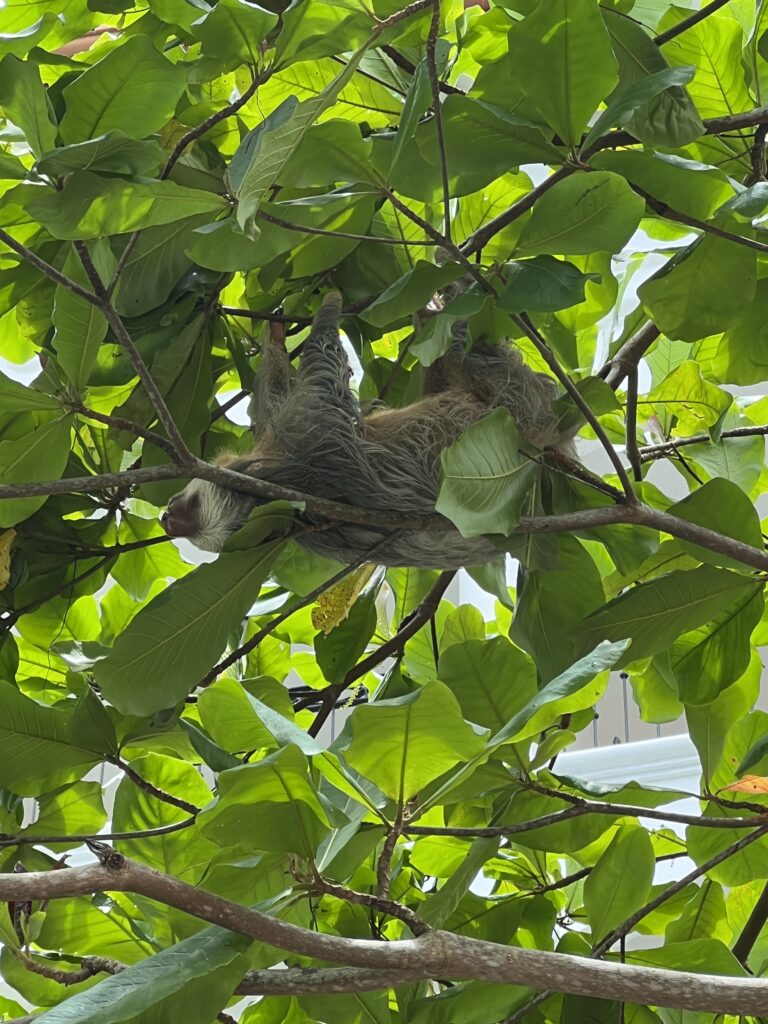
[637,185,768,254]
[514,314,637,502]
[375,0,432,30]
[311,875,428,934]
[196,533,399,690]
[640,424,768,461]
[0,555,113,634]
[0,819,197,848]
[427,0,451,243]
[257,209,437,246]
[18,952,125,986]
[0,229,98,304]
[307,570,456,737]
[112,757,201,816]
[73,240,194,463]
[377,807,404,898]
[381,44,463,94]
[653,0,731,46]
[73,403,177,457]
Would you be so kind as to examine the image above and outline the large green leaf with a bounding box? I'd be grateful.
[507,0,618,145]
[199,744,331,856]
[94,540,285,715]
[232,32,376,236]
[516,172,644,257]
[639,235,757,342]
[584,826,655,942]
[336,681,486,803]
[437,636,537,732]
[574,565,758,664]
[436,409,540,537]
[646,360,733,437]
[0,54,57,157]
[36,132,165,177]
[361,260,464,327]
[668,478,764,569]
[0,685,105,795]
[34,927,251,1024]
[52,240,115,388]
[59,35,186,143]
[192,0,278,65]
[0,416,72,527]
[602,8,704,147]
[498,256,599,314]
[16,173,227,240]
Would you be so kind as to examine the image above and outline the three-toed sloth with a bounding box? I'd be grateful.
[162,291,575,568]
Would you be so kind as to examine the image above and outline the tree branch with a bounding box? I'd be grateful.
[640,425,768,461]
[112,757,201,816]
[733,880,768,966]
[73,240,194,463]
[306,570,456,737]
[0,819,197,848]
[460,167,573,257]
[636,186,768,255]
[625,368,643,482]
[72,403,177,458]
[599,321,660,390]
[236,966,426,995]
[257,209,437,246]
[309,874,428,934]
[3,856,768,1013]
[427,0,451,244]
[514,314,637,502]
[653,0,731,46]
[197,533,399,689]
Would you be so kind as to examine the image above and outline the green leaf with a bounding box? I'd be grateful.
[18,173,227,240]
[199,745,331,856]
[26,781,107,842]
[639,235,757,342]
[337,681,486,803]
[646,360,733,437]
[510,535,606,683]
[602,8,704,147]
[233,33,376,236]
[437,636,536,732]
[94,540,284,715]
[582,65,695,149]
[315,591,378,685]
[516,172,644,257]
[507,0,618,145]
[671,585,764,704]
[574,565,758,664]
[0,13,58,58]
[419,837,499,928]
[584,826,655,941]
[436,409,540,537]
[0,416,72,527]
[197,677,287,754]
[668,478,764,569]
[0,54,57,157]
[37,132,165,177]
[361,260,464,328]
[0,370,60,414]
[52,240,115,388]
[391,58,431,174]
[59,35,186,143]
[33,927,251,1024]
[192,0,277,65]
[498,255,599,314]
[0,684,104,795]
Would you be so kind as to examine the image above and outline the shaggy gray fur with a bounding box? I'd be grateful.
[167,292,575,568]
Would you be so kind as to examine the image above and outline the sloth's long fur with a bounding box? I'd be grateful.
[162,292,576,568]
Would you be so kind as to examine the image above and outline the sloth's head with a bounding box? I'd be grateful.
[161,453,263,552]
[161,478,257,552]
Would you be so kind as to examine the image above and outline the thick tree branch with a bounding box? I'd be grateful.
[236,966,425,995]
[3,856,768,1013]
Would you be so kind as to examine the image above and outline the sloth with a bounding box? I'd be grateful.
[161,291,576,568]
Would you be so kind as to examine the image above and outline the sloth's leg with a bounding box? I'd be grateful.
[295,291,363,429]
[250,322,294,440]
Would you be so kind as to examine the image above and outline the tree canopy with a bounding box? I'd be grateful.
[3,0,768,1020]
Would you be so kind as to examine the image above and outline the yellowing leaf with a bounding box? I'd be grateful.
[311,564,377,634]
[721,775,768,796]
[0,529,16,591]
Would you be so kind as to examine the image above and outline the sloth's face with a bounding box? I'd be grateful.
[161,480,256,552]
